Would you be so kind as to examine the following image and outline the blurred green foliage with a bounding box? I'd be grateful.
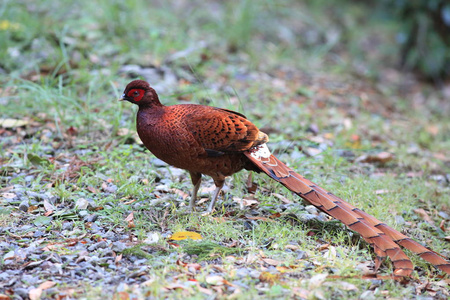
[378,0,450,81]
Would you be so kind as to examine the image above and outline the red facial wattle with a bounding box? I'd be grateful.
[127,89,144,102]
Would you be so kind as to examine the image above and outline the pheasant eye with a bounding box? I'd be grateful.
[127,89,144,101]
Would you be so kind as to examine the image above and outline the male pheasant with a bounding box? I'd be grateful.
[120,79,450,279]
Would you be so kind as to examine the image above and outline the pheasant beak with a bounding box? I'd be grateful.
[119,93,126,101]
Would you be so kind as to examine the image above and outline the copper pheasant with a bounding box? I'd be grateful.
[120,79,450,279]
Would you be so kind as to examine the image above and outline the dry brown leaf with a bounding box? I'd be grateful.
[186,263,201,270]
[205,275,224,286]
[29,288,42,300]
[38,281,56,290]
[413,208,435,225]
[284,244,300,251]
[261,258,282,266]
[426,125,439,136]
[259,272,280,285]
[212,217,228,223]
[162,283,186,291]
[318,243,330,251]
[246,216,275,222]
[86,186,98,194]
[439,220,446,232]
[169,188,189,200]
[233,197,258,207]
[27,205,39,213]
[272,193,292,204]
[200,185,218,193]
[125,212,135,228]
[357,152,394,164]
[1,193,16,199]
[43,199,55,212]
[304,147,323,156]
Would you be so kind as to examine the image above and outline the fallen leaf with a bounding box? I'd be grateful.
[170,231,202,240]
[115,253,123,264]
[1,193,16,199]
[284,244,300,251]
[413,208,435,225]
[356,152,394,164]
[308,273,328,289]
[29,288,42,300]
[43,199,55,212]
[170,188,189,200]
[233,197,259,207]
[304,147,323,156]
[38,281,56,290]
[125,212,135,228]
[259,272,280,285]
[272,193,292,204]
[318,243,330,251]
[205,275,224,285]
[426,125,439,136]
[439,220,446,232]
[0,118,28,128]
[261,258,282,266]
[114,291,131,300]
[86,186,98,194]
[27,205,39,213]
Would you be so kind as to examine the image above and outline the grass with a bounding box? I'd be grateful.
[1,0,449,298]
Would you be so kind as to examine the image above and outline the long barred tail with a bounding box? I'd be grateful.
[244,144,450,278]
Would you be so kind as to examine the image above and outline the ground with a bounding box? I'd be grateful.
[0,1,449,299]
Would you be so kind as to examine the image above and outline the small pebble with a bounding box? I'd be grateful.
[88,241,108,252]
[33,230,45,238]
[18,200,29,212]
[111,241,127,252]
[84,214,98,222]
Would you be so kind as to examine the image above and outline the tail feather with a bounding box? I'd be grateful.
[245,145,450,277]
[349,207,450,274]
